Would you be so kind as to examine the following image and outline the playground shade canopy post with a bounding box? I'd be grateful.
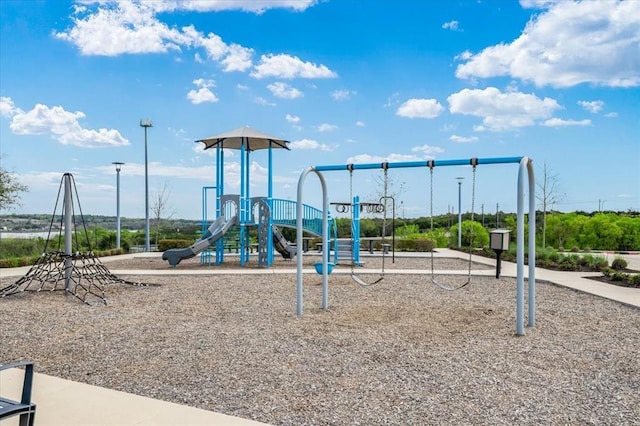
[195,125,291,267]
[195,125,290,151]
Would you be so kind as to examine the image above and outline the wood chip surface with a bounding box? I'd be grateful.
[2,255,639,425]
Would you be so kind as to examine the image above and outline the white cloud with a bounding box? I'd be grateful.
[455,1,640,87]
[149,0,319,14]
[285,114,300,123]
[267,82,303,99]
[447,87,560,131]
[356,121,365,127]
[331,89,356,101]
[4,100,129,147]
[383,92,401,108]
[542,118,591,127]
[454,50,473,61]
[449,135,479,143]
[442,20,460,31]
[251,54,338,79]
[220,43,254,72]
[577,100,605,114]
[605,112,618,118]
[411,145,445,158]
[54,3,255,72]
[396,98,444,119]
[55,2,187,56]
[186,78,218,104]
[0,96,23,117]
[316,123,337,132]
[289,138,332,151]
[96,161,214,179]
[253,96,276,106]
[346,153,422,164]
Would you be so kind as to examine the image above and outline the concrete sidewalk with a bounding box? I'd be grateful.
[0,368,269,426]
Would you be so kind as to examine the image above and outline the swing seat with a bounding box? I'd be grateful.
[351,273,384,286]
[314,262,335,275]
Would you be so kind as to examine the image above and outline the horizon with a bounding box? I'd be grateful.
[1,1,639,221]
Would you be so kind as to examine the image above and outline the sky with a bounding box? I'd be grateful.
[1,0,639,222]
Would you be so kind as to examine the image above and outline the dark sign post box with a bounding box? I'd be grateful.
[490,229,510,278]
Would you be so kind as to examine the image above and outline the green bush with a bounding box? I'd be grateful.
[610,272,627,281]
[158,239,193,251]
[588,255,609,271]
[0,258,20,268]
[394,237,434,252]
[629,274,640,287]
[611,257,628,270]
[448,220,489,248]
[413,238,435,252]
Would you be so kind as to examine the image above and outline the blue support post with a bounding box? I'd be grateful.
[352,195,361,265]
[216,145,224,264]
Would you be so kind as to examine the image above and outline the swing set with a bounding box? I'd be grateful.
[295,156,536,336]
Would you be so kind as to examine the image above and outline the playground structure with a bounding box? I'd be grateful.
[0,173,151,305]
[163,126,337,268]
[295,156,536,336]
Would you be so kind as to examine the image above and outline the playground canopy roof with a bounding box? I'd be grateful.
[196,125,290,151]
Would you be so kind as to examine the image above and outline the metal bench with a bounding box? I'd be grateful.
[0,361,36,426]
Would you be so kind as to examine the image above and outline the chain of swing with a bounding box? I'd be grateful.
[344,159,477,290]
[347,164,386,286]
[429,159,477,291]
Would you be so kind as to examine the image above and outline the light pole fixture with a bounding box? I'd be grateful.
[456,177,464,248]
[140,119,153,252]
[112,162,124,250]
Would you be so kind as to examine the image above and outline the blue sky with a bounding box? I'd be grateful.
[1,0,639,221]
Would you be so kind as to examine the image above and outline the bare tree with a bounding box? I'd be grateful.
[370,170,406,238]
[0,160,28,211]
[536,162,564,248]
[151,182,175,245]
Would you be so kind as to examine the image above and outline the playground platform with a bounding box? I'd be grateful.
[1,250,638,425]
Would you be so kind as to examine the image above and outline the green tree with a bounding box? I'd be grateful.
[0,161,28,211]
[579,213,622,251]
[449,220,489,248]
[616,216,640,251]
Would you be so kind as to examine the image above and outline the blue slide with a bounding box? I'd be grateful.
[162,216,235,267]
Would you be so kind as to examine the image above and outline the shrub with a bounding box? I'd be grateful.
[578,255,591,267]
[158,239,193,251]
[610,272,626,282]
[611,257,628,270]
[601,267,613,277]
[588,255,609,271]
[0,258,20,268]
[571,246,580,252]
[413,238,435,252]
[629,274,640,287]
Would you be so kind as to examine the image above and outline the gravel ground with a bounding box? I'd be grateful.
[1,256,639,425]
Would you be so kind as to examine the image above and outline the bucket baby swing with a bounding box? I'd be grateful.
[428,158,478,291]
[346,163,388,287]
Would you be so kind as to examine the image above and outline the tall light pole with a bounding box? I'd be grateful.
[112,162,124,249]
[456,177,464,247]
[140,119,153,252]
